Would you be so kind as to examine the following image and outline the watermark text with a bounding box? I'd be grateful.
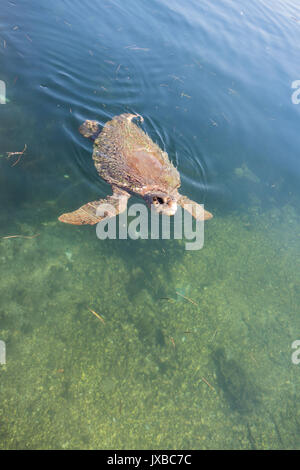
[0,80,6,104]
[0,340,6,364]
[291,340,300,365]
[95,203,205,250]
[291,80,300,104]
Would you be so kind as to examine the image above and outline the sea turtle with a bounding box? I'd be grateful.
[58,113,213,225]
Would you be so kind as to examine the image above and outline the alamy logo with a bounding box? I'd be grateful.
[0,80,6,104]
[291,340,300,365]
[95,202,205,250]
[291,80,300,104]
[0,340,6,364]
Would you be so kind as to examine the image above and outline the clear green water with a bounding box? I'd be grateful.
[0,0,300,449]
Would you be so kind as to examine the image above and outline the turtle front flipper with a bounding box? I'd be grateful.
[177,195,213,221]
[114,113,144,123]
[58,189,130,225]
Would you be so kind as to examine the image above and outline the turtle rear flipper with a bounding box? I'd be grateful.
[58,190,130,225]
[79,120,101,140]
[177,195,213,221]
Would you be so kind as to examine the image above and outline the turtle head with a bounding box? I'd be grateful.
[144,192,178,216]
[79,120,101,140]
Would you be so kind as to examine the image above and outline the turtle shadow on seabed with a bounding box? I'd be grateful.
[212,348,262,416]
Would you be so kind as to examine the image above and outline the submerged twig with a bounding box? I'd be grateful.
[1,233,39,239]
[175,291,198,306]
[158,297,174,302]
[6,144,27,166]
[88,308,105,325]
[201,376,215,392]
[124,44,149,51]
[210,329,218,342]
